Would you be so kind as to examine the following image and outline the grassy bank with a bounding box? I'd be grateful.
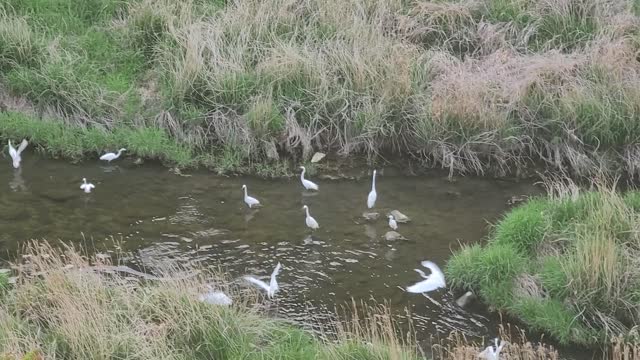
[446,182,640,346]
[2,0,640,175]
[1,242,420,360]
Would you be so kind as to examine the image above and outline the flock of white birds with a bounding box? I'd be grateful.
[7,139,505,358]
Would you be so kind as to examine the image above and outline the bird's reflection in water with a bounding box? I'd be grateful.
[9,167,27,192]
[364,224,377,241]
[100,165,122,173]
[244,209,259,224]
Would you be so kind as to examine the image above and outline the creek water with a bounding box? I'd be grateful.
[0,155,593,358]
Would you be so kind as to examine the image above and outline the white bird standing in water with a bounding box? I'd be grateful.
[302,205,319,230]
[406,260,446,294]
[242,184,260,208]
[80,178,95,193]
[479,338,506,360]
[244,262,282,298]
[8,139,28,169]
[299,166,319,191]
[367,170,377,209]
[388,215,398,230]
[100,148,126,162]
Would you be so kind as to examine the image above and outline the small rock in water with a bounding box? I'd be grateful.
[310,152,326,163]
[384,231,406,241]
[456,291,476,308]
[133,157,144,165]
[390,210,410,223]
[362,212,380,221]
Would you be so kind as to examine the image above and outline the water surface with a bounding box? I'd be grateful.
[0,156,555,350]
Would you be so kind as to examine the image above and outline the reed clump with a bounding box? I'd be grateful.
[447,179,640,346]
[0,0,639,174]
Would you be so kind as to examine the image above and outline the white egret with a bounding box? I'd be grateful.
[199,286,233,306]
[388,215,398,230]
[8,139,28,169]
[406,260,446,293]
[299,166,319,191]
[242,184,260,208]
[302,205,319,230]
[80,178,95,193]
[244,262,282,298]
[100,148,126,162]
[367,169,377,209]
[478,338,506,360]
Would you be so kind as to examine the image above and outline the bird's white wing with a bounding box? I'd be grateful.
[303,179,319,190]
[367,190,376,208]
[271,262,282,278]
[406,278,445,293]
[421,261,444,278]
[244,276,270,292]
[8,140,17,158]
[17,139,28,155]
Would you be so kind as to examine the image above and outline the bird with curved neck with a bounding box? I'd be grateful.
[244,262,282,298]
[100,148,126,162]
[367,169,377,209]
[8,139,28,169]
[299,166,319,191]
[80,178,95,193]
[242,184,260,208]
[302,205,319,230]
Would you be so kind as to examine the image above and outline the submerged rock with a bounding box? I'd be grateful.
[362,212,380,221]
[390,210,410,223]
[384,231,406,241]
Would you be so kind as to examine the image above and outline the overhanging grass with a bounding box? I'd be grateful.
[0,242,419,360]
[446,187,640,346]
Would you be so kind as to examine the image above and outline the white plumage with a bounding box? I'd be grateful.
[244,262,282,298]
[199,288,233,306]
[8,139,28,169]
[367,169,377,209]
[406,260,446,294]
[302,205,319,230]
[388,215,398,230]
[242,184,260,208]
[299,166,319,190]
[80,178,95,193]
[100,148,126,162]
[478,338,506,360]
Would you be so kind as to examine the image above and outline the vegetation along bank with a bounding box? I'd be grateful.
[447,183,640,347]
[2,0,640,176]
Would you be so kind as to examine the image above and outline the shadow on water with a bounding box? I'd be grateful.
[0,156,593,358]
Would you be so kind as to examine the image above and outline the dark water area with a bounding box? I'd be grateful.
[0,155,595,358]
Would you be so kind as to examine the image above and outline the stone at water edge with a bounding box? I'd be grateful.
[390,210,410,223]
[384,231,406,241]
[362,212,380,221]
[310,152,326,163]
[455,291,476,308]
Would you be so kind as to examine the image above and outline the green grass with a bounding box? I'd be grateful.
[446,188,640,346]
[0,241,419,360]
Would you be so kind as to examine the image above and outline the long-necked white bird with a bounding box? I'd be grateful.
[100,148,126,162]
[8,139,28,169]
[388,215,398,230]
[244,262,282,298]
[80,178,95,193]
[299,166,319,191]
[302,205,319,230]
[242,184,260,208]
[367,169,377,209]
[406,260,446,294]
[478,338,506,360]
